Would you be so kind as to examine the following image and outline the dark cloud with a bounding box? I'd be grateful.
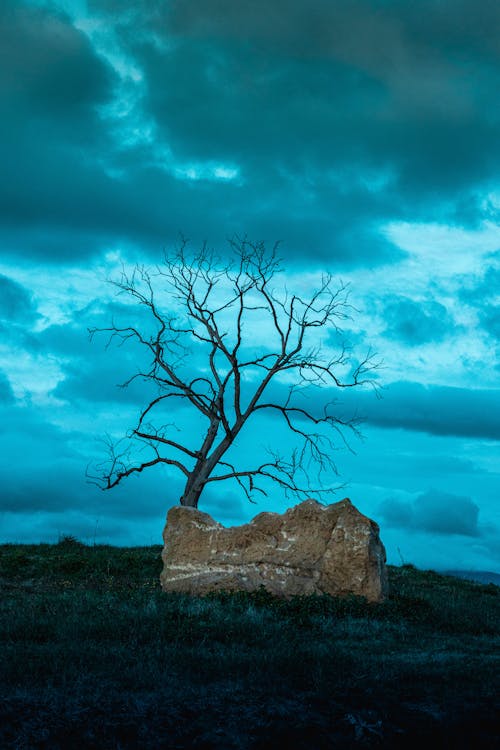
[0,456,172,519]
[158,0,500,64]
[267,375,500,440]
[0,274,38,322]
[0,0,121,260]
[378,496,414,528]
[382,297,455,344]
[379,489,480,537]
[2,0,496,265]
[354,381,500,440]
[0,395,245,531]
[112,0,500,214]
[0,399,182,518]
[0,1,112,119]
[227,371,500,444]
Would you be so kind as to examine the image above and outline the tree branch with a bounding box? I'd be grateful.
[89,237,379,506]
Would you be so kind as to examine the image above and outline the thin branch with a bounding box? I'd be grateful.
[90,237,379,505]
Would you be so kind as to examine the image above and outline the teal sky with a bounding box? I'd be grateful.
[0,0,499,572]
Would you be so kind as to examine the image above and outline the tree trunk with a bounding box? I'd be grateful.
[179,427,239,508]
[179,462,210,508]
[180,484,204,508]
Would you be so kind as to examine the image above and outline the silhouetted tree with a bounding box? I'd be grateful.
[89,238,376,508]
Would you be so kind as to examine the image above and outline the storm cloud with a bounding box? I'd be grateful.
[2,0,500,265]
[379,489,480,537]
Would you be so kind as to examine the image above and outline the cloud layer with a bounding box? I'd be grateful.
[2,0,500,264]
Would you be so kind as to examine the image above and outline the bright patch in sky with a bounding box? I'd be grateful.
[384,220,500,274]
[174,163,240,182]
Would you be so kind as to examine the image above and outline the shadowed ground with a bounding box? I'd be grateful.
[0,540,498,748]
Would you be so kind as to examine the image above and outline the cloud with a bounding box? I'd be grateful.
[457,261,500,339]
[0,1,112,118]
[0,397,183,518]
[349,381,500,440]
[0,274,38,322]
[116,0,500,210]
[0,0,121,260]
[378,496,414,528]
[37,299,206,408]
[52,353,159,405]
[480,304,500,340]
[0,394,247,537]
[382,296,455,344]
[460,263,500,304]
[379,489,480,537]
[0,371,14,403]
[3,0,497,267]
[266,378,500,441]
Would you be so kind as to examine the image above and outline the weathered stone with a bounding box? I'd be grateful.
[160,498,388,602]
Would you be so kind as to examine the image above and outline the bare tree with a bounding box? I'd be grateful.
[89,238,377,509]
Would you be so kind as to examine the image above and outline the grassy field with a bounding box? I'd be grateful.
[0,539,498,749]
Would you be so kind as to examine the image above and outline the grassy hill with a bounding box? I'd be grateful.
[1,539,498,749]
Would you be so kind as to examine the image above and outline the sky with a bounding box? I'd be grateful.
[0,0,499,573]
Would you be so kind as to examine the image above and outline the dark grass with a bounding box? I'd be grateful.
[1,540,498,749]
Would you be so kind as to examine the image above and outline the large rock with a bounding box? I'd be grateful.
[160,498,388,602]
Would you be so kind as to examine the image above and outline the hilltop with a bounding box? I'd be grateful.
[0,541,498,748]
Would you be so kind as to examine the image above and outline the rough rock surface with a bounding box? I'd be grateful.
[161,498,388,602]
